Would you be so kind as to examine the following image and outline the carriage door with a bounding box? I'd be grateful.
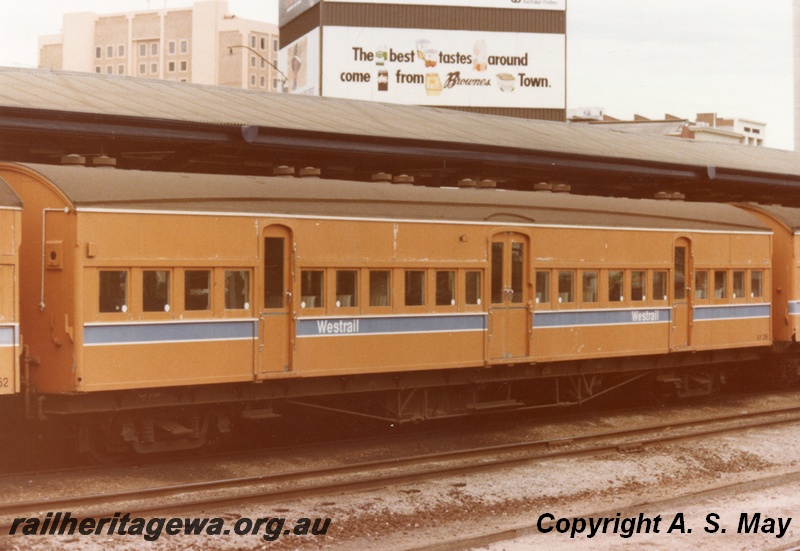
[259,226,293,374]
[671,238,692,349]
[489,233,529,360]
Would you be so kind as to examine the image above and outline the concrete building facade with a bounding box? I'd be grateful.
[39,0,280,92]
[569,110,766,147]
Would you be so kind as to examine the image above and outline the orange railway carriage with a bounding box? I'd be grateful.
[737,204,800,348]
[0,179,21,397]
[0,162,775,452]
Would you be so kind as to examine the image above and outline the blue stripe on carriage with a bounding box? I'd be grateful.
[693,304,771,321]
[84,320,258,346]
[533,308,671,328]
[0,325,17,346]
[296,314,487,338]
[789,301,800,315]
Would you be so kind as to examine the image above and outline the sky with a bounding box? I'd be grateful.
[0,0,794,150]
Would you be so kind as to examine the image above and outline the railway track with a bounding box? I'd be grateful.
[410,468,800,551]
[3,401,800,532]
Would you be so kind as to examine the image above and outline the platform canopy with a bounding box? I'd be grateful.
[1,67,800,205]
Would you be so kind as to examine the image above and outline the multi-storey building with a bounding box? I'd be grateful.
[38,0,280,92]
[569,110,767,147]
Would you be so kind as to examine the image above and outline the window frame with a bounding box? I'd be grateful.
[300,269,325,312]
[141,268,172,317]
[182,268,213,317]
[223,269,252,315]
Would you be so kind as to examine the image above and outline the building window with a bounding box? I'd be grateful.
[168,61,175,72]
[273,78,279,90]
[260,76,266,87]
[260,37,266,49]
[181,40,188,53]
[251,56,256,67]
[168,41,176,55]
[151,42,158,56]
[96,46,102,59]
[180,60,188,71]
[107,45,114,58]
[139,43,147,57]
[139,63,146,75]
[250,35,256,48]
[95,66,101,73]
[250,75,256,86]
[118,45,125,57]
[151,63,158,74]
[106,65,113,74]
[118,65,125,75]
[273,38,278,51]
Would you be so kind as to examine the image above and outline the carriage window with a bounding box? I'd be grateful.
[465,271,482,305]
[436,271,456,306]
[608,271,624,302]
[99,271,128,313]
[491,243,503,304]
[143,270,170,312]
[632,271,645,301]
[511,243,524,304]
[582,271,598,303]
[674,247,686,300]
[336,270,358,308]
[185,270,210,311]
[405,270,425,306]
[695,271,708,300]
[653,271,668,301]
[369,270,391,307]
[264,237,284,308]
[714,271,727,299]
[301,270,324,309]
[733,271,745,299]
[225,271,250,310]
[751,271,763,298]
[536,271,550,304]
[558,271,574,304]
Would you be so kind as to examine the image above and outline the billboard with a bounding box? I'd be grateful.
[320,27,565,108]
[279,28,321,95]
[280,0,565,27]
[324,0,565,9]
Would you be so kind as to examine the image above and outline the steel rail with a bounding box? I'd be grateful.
[3,403,800,530]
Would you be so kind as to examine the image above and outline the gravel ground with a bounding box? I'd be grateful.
[4,391,800,550]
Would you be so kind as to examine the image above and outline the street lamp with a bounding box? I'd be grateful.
[227,44,288,90]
